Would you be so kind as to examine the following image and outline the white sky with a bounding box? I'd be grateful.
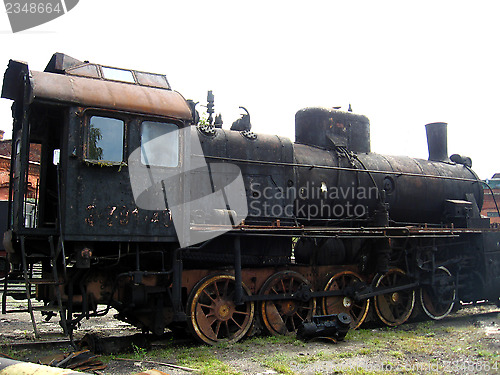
[0,0,499,179]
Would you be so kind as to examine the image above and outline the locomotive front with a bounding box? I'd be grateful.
[292,107,483,227]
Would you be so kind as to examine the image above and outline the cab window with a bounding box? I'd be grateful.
[86,116,124,162]
[140,121,178,167]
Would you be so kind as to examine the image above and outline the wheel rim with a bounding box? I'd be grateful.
[322,270,369,329]
[187,274,254,345]
[373,268,415,326]
[260,271,315,336]
[420,266,455,320]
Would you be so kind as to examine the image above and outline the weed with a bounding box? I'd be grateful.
[331,368,397,375]
[193,358,241,375]
[415,320,434,333]
[347,329,375,341]
[294,351,329,364]
[356,347,374,356]
[389,350,404,360]
[441,326,455,333]
[263,353,296,375]
[0,346,20,360]
[169,344,241,375]
[337,351,355,359]
[476,349,494,358]
[131,343,147,359]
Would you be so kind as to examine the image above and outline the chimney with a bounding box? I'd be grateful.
[425,122,448,162]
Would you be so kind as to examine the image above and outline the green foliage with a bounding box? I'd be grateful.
[192,358,242,375]
[88,125,103,160]
[173,345,241,375]
[389,350,404,359]
[263,353,297,375]
[198,112,209,127]
[131,343,147,359]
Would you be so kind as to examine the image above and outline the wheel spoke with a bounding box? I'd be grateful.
[290,315,297,331]
[231,317,243,329]
[326,298,343,309]
[203,289,216,303]
[280,279,286,294]
[233,310,250,315]
[214,281,221,299]
[214,320,222,337]
[295,311,306,322]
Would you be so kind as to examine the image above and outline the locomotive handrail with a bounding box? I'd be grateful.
[190,223,495,235]
[477,175,500,219]
[198,154,482,184]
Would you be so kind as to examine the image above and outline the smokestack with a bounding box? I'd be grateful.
[425,122,448,162]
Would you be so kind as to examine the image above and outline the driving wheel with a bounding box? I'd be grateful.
[420,266,456,320]
[260,271,315,336]
[187,274,254,345]
[373,268,415,326]
[322,270,369,329]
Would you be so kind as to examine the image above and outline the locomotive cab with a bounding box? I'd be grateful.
[1,54,193,256]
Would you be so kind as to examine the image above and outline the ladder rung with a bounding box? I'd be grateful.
[3,309,30,313]
[5,293,33,299]
[6,274,24,281]
[27,279,60,285]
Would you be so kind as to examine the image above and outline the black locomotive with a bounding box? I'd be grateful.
[1,53,499,344]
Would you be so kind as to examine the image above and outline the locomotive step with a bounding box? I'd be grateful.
[32,305,61,312]
[3,304,52,313]
[3,292,32,300]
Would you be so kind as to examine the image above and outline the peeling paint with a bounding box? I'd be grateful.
[84,204,171,228]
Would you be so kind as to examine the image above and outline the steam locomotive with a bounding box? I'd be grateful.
[1,53,499,344]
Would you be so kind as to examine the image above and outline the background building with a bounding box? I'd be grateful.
[0,133,41,201]
[0,133,41,255]
[482,173,500,225]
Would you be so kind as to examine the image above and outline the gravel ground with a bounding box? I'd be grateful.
[0,297,499,375]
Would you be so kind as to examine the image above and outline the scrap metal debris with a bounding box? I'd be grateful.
[114,357,197,372]
[297,313,352,343]
[39,349,106,372]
